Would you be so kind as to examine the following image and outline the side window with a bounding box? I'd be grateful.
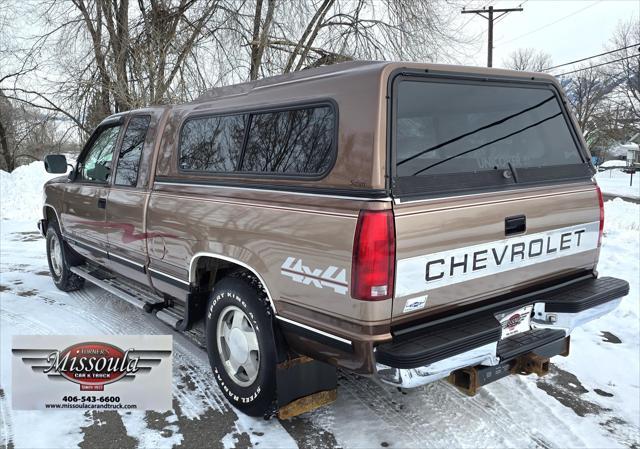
[179,114,247,172]
[78,125,121,182]
[115,116,151,186]
[241,106,334,175]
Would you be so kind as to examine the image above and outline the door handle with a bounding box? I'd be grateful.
[97,198,107,209]
[505,215,526,235]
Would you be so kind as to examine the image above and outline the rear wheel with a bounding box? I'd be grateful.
[46,220,84,292]
[216,305,261,387]
[205,274,277,417]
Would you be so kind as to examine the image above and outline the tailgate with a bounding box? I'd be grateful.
[392,184,600,323]
[388,73,599,324]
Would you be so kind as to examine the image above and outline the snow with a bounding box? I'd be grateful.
[0,221,297,449]
[600,160,629,168]
[607,143,639,158]
[559,198,640,426]
[596,168,640,200]
[0,160,638,448]
[0,161,65,221]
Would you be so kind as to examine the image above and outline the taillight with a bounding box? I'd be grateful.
[351,209,395,301]
[596,184,604,247]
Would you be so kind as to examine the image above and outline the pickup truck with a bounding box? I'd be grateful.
[40,61,629,417]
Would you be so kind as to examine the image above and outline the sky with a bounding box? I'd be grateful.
[457,0,640,71]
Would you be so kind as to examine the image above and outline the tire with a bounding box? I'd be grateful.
[46,220,85,292]
[205,274,277,417]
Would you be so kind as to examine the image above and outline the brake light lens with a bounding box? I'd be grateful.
[351,209,395,301]
[596,184,604,247]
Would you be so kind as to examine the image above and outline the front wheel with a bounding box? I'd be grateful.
[205,275,277,417]
[46,221,84,292]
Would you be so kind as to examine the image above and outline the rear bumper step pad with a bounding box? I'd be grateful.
[376,276,628,369]
[497,328,565,361]
[538,276,628,313]
[376,314,501,369]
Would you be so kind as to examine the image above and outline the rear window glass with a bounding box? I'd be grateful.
[179,114,247,172]
[115,116,150,186]
[241,106,335,175]
[395,80,582,178]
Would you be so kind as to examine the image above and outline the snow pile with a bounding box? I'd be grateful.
[600,160,628,168]
[0,161,64,221]
[604,198,640,231]
[595,168,639,200]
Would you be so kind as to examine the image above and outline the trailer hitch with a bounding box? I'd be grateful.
[512,353,551,377]
[449,353,552,396]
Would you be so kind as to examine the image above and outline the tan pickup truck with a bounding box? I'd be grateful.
[40,61,629,417]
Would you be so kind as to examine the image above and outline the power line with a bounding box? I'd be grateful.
[495,0,527,24]
[460,1,498,45]
[460,0,495,31]
[553,54,639,77]
[542,43,640,72]
[462,5,524,67]
[497,0,601,45]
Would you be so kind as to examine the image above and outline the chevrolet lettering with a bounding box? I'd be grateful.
[399,222,599,295]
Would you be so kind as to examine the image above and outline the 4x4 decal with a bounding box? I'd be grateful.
[280,257,348,295]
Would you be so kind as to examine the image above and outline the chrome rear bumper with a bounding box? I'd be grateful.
[530,298,622,334]
[376,341,499,388]
[376,295,623,389]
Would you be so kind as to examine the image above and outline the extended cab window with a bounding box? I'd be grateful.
[241,106,335,175]
[115,116,151,186]
[179,114,247,172]
[393,78,588,196]
[78,125,121,183]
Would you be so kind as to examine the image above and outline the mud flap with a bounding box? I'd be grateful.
[176,290,207,331]
[275,356,337,419]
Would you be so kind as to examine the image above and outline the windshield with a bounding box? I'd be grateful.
[395,80,583,179]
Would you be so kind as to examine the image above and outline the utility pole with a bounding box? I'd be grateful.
[462,5,524,67]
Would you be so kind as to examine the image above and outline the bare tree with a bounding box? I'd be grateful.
[8,0,462,121]
[566,19,639,158]
[0,91,13,171]
[249,0,277,80]
[1,0,465,168]
[502,48,553,72]
[241,0,462,78]
[0,92,65,171]
[4,0,234,133]
[604,19,639,124]
[561,65,620,150]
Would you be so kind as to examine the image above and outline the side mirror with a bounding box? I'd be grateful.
[44,155,69,174]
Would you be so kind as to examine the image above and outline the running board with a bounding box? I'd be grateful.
[70,265,164,311]
[156,303,206,348]
[156,307,182,328]
[70,264,204,345]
